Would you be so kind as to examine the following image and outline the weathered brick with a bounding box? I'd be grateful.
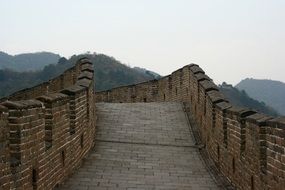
[0,58,95,190]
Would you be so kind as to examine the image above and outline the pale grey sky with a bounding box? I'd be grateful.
[1,0,285,85]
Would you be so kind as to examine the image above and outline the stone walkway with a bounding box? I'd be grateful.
[58,102,220,190]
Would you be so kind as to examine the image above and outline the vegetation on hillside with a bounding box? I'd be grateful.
[219,82,279,116]
[0,53,159,97]
[0,51,60,71]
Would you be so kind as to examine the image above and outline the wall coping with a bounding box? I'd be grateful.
[2,99,43,109]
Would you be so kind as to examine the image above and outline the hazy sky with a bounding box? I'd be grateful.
[1,0,285,85]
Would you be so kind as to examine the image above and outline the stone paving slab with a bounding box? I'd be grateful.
[95,103,194,147]
[57,102,220,190]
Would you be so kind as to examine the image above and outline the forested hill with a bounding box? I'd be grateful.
[88,54,160,91]
[219,83,279,117]
[236,78,285,115]
[0,53,160,97]
[0,51,60,71]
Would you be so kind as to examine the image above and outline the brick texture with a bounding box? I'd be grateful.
[96,64,285,190]
[0,58,95,190]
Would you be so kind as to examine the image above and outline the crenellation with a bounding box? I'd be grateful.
[180,66,191,102]
[1,57,284,189]
[37,93,69,151]
[76,78,92,88]
[78,71,93,80]
[245,114,271,189]
[170,70,182,102]
[4,101,45,189]
[95,63,285,189]
[266,117,285,189]
[207,90,227,104]
[199,80,219,92]
[189,64,205,74]
[61,87,87,135]
[203,89,228,170]
[189,66,203,120]
[0,58,95,189]
[195,72,211,82]
[157,77,169,101]
[37,93,68,105]
[196,82,209,142]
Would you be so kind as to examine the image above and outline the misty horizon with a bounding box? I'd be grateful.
[1,50,285,86]
[1,0,285,85]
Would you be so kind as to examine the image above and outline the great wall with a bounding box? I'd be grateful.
[0,58,95,189]
[0,58,285,189]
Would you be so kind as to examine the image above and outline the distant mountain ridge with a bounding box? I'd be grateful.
[236,78,285,115]
[0,51,60,71]
[219,82,279,117]
[0,53,160,97]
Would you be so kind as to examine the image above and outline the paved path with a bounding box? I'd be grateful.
[58,102,219,190]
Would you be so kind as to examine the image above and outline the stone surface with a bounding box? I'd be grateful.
[57,102,219,190]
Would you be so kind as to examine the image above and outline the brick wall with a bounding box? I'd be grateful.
[0,58,95,190]
[96,64,285,190]
[0,105,10,189]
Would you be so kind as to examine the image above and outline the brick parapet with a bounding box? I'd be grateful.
[0,105,10,189]
[0,58,95,189]
[96,64,285,189]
